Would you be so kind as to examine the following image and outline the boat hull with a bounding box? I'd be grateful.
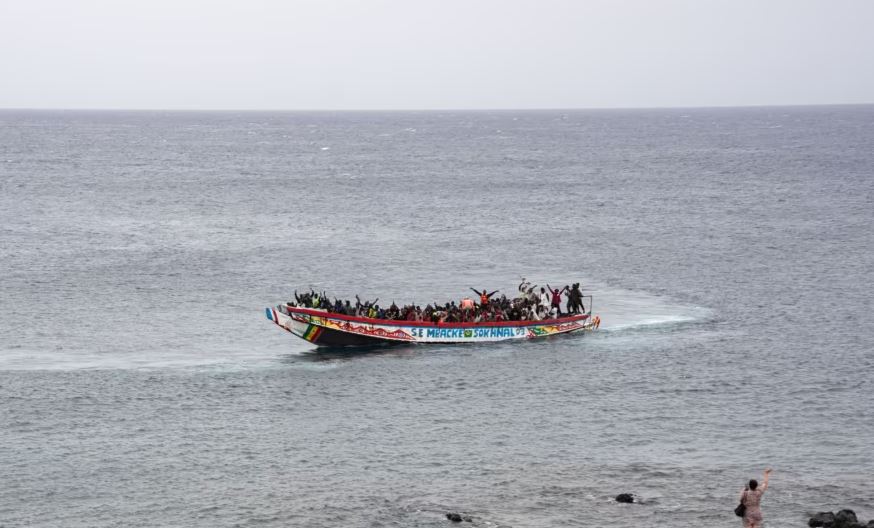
[266,306,598,347]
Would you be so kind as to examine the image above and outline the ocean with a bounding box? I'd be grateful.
[1,106,872,527]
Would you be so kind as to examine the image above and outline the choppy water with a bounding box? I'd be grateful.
[1,107,873,527]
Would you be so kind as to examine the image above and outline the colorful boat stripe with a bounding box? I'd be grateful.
[302,324,323,342]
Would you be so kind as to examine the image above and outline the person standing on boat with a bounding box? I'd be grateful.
[546,284,569,316]
[527,305,541,321]
[518,278,532,295]
[563,284,574,314]
[576,283,586,313]
[471,288,499,309]
[568,283,585,314]
[460,297,475,321]
[526,287,539,305]
[538,287,550,308]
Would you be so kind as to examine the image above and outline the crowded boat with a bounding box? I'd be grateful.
[286,279,590,323]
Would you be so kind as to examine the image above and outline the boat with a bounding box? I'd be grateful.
[265,300,601,347]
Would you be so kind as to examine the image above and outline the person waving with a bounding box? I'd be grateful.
[470,287,499,308]
[739,468,772,528]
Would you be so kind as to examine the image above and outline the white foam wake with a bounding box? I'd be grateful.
[588,286,708,332]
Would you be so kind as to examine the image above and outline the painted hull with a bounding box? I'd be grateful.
[266,305,599,347]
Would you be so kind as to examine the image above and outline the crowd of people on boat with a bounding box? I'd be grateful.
[288,279,588,323]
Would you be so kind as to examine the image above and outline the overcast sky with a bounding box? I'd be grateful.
[1,0,873,110]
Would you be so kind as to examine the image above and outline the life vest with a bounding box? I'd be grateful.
[460,298,474,310]
[480,293,489,305]
[551,291,561,306]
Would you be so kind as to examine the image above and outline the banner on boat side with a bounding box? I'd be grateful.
[289,312,586,343]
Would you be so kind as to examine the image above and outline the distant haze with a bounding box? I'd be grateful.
[2,0,873,110]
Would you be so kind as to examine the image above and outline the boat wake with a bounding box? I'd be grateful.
[0,287,708,371]
[589,286,709,333]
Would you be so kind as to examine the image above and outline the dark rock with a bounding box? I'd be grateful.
[836,510,859,527]
[866,520,874,528]
[446,512,463,523]
[615,493,634,503]
[809,511,835,527]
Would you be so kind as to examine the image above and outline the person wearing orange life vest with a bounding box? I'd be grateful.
[470,287,499,308]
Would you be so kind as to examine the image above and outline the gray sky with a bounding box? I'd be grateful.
[2,0,873,110]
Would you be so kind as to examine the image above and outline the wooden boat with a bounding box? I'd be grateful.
[265,304,600,347]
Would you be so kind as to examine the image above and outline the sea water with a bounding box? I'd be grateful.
[1,107,872,527]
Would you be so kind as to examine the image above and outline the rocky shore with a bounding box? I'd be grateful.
[442,503,872,526]
[809,510,874,528]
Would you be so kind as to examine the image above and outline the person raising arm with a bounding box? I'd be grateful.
[470,288,499,307]
[739,468,772,528]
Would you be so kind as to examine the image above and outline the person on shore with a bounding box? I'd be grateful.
[739,468,772,528]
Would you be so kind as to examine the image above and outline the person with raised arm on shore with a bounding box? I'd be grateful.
[739,468,772,528]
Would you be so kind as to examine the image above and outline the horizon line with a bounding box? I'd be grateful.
[1,102,873,113]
